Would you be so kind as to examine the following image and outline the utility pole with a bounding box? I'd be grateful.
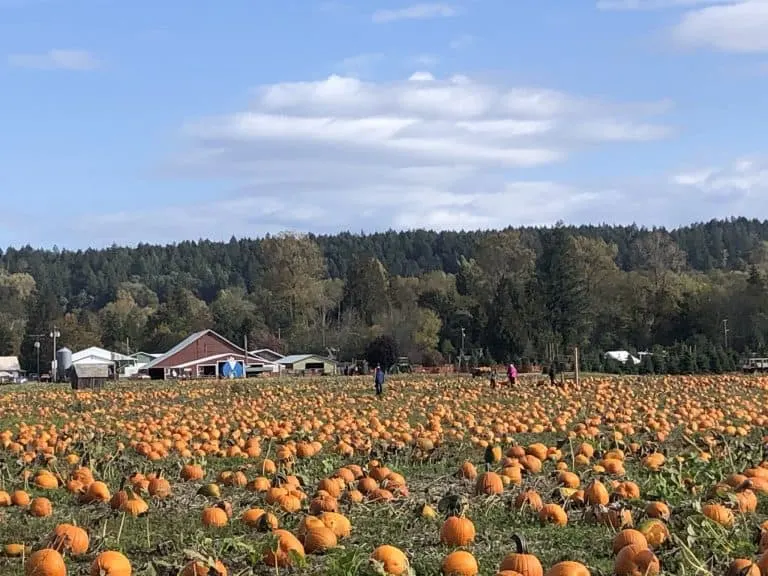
[26,333,46,382]
[458,327,466,375]
[723,319,729,349]
[34,341,40,382]
[50,326,60,382]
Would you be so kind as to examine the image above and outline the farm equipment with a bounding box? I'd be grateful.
[389,357,412,374]
[742,357,768,373]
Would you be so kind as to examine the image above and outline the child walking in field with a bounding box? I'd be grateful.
[507,363,517,386]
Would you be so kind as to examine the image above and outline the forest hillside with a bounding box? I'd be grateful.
[3,218,768,373]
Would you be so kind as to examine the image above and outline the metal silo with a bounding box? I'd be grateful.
[57,347,73,381]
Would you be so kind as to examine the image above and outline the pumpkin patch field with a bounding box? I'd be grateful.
[2,374,768,576]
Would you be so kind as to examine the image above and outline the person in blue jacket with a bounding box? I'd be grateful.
[374,365,385,396]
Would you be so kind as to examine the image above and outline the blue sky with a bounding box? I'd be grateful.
[1,0,767,248]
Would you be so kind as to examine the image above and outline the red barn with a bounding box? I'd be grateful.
[144,329,278,380]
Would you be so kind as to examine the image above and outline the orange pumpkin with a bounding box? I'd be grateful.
[179,559,228,576]
[440,516,476,546]
[475,471,504,495]
[538,503,568,526]
[441,550,479,576]
[302,524,338,554]
[263,529,305,567]
[702,503,734,527]
[25,549,67,576]
[727,559,759,576]
[29,497,53,517]
[614,544,660,576]
[49,523,89,556]
[612,529,648,555]
[90,550,132,576]
[202,506,229,527]
[544,561,591,576]
[371,545,409,575]
[499,535,543,576]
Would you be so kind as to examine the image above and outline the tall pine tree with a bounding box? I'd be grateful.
[536,226,590,351]
[485,275,537,363]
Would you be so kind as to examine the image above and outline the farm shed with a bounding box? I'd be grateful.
[0,356,21,383]
[72,346,137,377]
[144,329,280,380]
[277,354,339,375]
[71,364,109,390]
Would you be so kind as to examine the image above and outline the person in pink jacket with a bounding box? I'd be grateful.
[507,363,518,386]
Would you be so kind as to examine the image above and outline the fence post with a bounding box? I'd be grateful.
[574,347,580,386]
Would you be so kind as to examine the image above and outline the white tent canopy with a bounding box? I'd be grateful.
[604,350,641,365]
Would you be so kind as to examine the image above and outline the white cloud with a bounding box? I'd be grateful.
[61,72,682,245]
[408,71,436,81]
[7,49,100,70]
[672,168,714,185]
[673,0,768,52]
[597,0,738,10]
[671,158,768,202]
[372,3,457,23]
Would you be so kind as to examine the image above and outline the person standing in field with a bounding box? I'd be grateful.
[507,363,517,386]
[374,365,385,396]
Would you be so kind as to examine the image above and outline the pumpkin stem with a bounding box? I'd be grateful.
[738,566,755,576]
[512,533,528,554]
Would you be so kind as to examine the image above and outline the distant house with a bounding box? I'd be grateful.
[144,329,280,380]
[277,354,339,375]
[0,356,21,383]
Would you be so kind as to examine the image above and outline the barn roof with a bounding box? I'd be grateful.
[0,357,20,372]
[144,329,257,370]
[72,346,133,363]
[250,348,284,361]
[73,364,109,378]
[144,330,208,370]
[278,354,339,365]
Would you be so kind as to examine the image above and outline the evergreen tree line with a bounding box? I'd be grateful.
[2,218,768,374]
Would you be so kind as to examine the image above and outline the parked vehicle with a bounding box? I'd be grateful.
[742,357,768,373]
